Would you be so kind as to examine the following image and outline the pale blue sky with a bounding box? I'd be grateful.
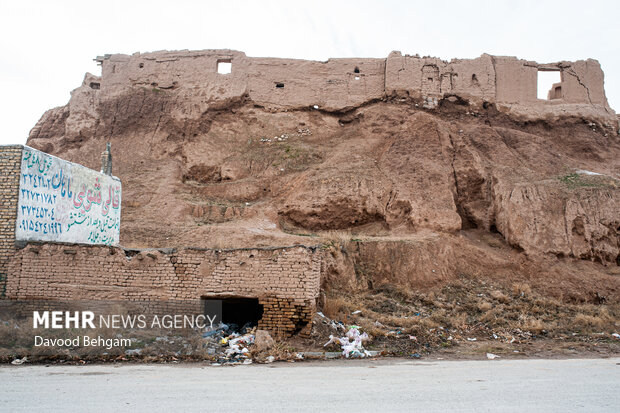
[1,0,618,145]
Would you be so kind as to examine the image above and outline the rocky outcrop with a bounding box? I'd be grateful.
[494,181,620,263]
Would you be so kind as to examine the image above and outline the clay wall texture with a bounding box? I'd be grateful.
[5,244,321,336]
[91,49,612,116]
[0,145,22,297]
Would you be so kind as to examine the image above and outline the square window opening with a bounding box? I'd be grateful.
[217,60,232,75]
[537,70,562,100]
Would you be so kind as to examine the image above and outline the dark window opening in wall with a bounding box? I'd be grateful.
[275,83,284,88]
[428,77,434,82]
[537,69,562,100]
[217,60,232,75]
[354,66,360,73]
[139,63,144,68]
[89,82,100,90]
[203,297,263,330]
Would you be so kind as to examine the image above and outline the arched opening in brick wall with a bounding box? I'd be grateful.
[203,296,263,330]
[537,69,562,100]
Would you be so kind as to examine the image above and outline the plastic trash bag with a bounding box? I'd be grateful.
[324,327,372,358]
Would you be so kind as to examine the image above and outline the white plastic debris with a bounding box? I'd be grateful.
[324,327,371,358]
[576,170,602,176]
[467,338,477,341]
[266,355,276,363]
[351,310,362,315]
[224,333,255,359]
[612,333,620,339]
[486,353,499,360]
[11,357,27,365]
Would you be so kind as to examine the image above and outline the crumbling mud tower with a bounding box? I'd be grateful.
[0,145,321,337]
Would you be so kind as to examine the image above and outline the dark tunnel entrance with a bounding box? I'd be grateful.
[202,296,264,330]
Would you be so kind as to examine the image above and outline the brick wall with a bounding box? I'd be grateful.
[6,243,321,337]
[0,145,22,298]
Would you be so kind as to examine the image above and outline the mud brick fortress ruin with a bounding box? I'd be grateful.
[87,49,614,122]
[1,49,617,336]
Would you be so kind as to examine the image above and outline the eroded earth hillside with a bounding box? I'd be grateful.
[26,50,620,307]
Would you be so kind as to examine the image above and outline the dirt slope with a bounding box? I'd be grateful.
[26,80,620,303]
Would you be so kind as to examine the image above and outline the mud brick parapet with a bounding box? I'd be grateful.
[0,145,22,297]
[6,243,321,337]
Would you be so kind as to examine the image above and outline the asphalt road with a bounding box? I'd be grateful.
[1,357,618,412]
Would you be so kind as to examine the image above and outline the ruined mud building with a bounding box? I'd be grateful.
[85,50,614,122]
[1,50,616,336]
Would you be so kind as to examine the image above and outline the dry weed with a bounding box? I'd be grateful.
[322,295,353,319]
[512,282,532,297]
[321,230,353,245]
[490,290,510,303]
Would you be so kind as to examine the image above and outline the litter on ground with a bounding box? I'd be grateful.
[11,357,27,365]
[324,326,371,358]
